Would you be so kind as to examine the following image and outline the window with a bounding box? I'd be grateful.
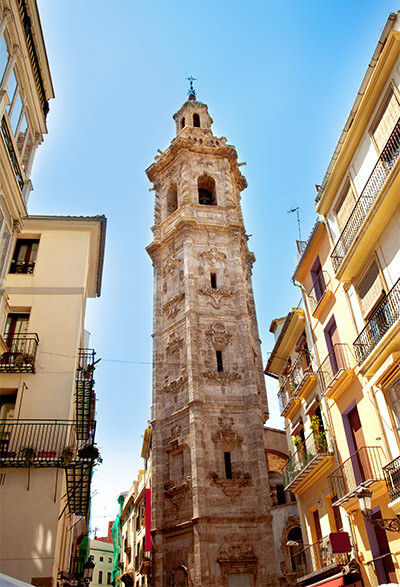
[334,179,356,233]
[387,377,400,434]
[331,495,343,532]
[9,239,39,274]
[356,259,385,319]
[107,557,112,564]
[371,86,400,153]
[166,185,178,217]
[0,391,16,420]
[0,213,11,277]
[89,555,94,561]
[224,451,232,479]
[107,572,112,585]
[98,571,103,584]
[310,256,326,304]
[181,117,185,129]
[276,484,286,505]
[198,174,216,205]
[216,350,223,372]
[210,273,217,289]
[0,35,7,83]
[193,113,200,127]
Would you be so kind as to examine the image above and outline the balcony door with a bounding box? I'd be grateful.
[348,406,373,484]
[4,314,29,352]
[311,256,325,304]
[368,509,397,585]
[324,317,340,375]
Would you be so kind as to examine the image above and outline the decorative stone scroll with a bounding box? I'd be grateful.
[165,332,183,355]
[199,247,226,265]
[210,471,251,498]
[212,415,243,445]
[218,539,258,578]
[199,287,232,309]
[163,369,187,393]
[202,370,240,383]
[163,292,185,318]
[164,477,191,509]
[163,257,182,276]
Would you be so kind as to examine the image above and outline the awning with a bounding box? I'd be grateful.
[306,573,344,587]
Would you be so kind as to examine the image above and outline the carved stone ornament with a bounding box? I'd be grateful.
[163,369,187,393]
[218,538,257,562]
[199,247,226,265]
[212,414,242,445]
[210,471,251,498]
[164,477,191,509]
[163,257,182,277]
[165,332,183,355]
[245,251,256,276]
[163,292,185,318]
[166,424,186,454]
[206,322,232,348]
[199,287,232,309]
[202,370,240,383]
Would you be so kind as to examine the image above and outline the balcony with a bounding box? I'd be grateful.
[331,118,400,274]
[318,343,356,401]
[365,552,400,587]
[307,271,333,320]
[76,348,97,440]
[278,351,317,417]
[291,535,350,583]
[383,454,400,503]
[283,430,334,493]
[278,380,301,420]
[0,333,39,373]
[328,446,385,506]
[353,277,400,366]
[0,419,94,468]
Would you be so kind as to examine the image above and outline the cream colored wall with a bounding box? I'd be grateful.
[0,222,98,585]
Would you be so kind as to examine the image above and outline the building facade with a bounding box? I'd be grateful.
[146,91,277,586]
[267,11,400,587]
[0,0,54,349]
[0,215,106,586]
[89,539,114,587]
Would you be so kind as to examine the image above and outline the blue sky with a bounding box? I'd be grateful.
[33,0,398,534]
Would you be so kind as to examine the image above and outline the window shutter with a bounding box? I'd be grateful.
[371,89,400,152]
[335,180,356,232]
[357,260,385,318]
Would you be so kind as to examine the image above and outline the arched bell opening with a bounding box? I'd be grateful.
[198,174,216,206]
[193,113,200,127]
[166,184,178,216]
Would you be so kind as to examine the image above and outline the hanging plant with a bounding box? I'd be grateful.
[60,446,74,467]
[20,446,37,467]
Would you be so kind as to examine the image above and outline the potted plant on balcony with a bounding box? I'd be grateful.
[60,446,74,467]
[78,358,101,379]
[310,415,328,453]
[20,445,37,467]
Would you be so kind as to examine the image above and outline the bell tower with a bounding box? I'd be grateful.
[146,85,277,586]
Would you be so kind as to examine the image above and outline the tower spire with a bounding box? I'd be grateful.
[186,75,197,100]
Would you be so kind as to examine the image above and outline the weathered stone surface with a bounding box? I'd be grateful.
[146,99,276,586]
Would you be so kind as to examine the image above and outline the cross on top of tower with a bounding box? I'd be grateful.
[186,75,197,101]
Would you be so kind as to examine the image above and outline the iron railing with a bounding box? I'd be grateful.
[283,430,332,488]
[76,348,97,440]
[278,350,314,413]
[353,278,400,365]
[365,552,400,587]
[328,446,385,503]
[1,116,24,190]
[9,259,36,274]
[331,118,400,272]
[318,343,355,392]
[383,454,400,503]
[291,535,349,580]
[0,333,39,373]
[0,419,94,467]
[308,271,331,314]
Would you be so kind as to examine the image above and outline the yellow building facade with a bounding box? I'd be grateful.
[267,11,400,587]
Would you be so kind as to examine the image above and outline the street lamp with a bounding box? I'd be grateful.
[356,486,400,533]
[83,559,95,584]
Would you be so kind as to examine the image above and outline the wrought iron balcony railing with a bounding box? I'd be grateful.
[308,271,331,314]
[328,446,385,504]
[353,277,400,365]
[318,343,355,392]
[365,552,400,587]
[0,419,95,467]
[331,118,400,273]
[0,333,39,373]
[283,430,332,489]
[278,351,315,413]
[9,259,36,274]
[383,454,400,503]
[291,535,349,580]
[76,348,97,440]
[1,116,24,190]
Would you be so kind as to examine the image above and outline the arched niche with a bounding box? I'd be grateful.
[166,184,178,217]
[198,174,216,206]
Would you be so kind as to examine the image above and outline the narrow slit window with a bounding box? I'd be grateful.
[181,117,185,129]
[216,350,223,372]
[210,273,217,289]
[224,452,232,479]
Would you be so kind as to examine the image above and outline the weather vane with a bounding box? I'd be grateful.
[186,75,197,100]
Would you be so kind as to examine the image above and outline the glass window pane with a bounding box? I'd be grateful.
[6,68,17,111]
[0,221,10,273]
[0,35,7,82]
[10,91,22,134]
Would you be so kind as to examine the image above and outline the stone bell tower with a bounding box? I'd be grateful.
[146,84,277,586]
